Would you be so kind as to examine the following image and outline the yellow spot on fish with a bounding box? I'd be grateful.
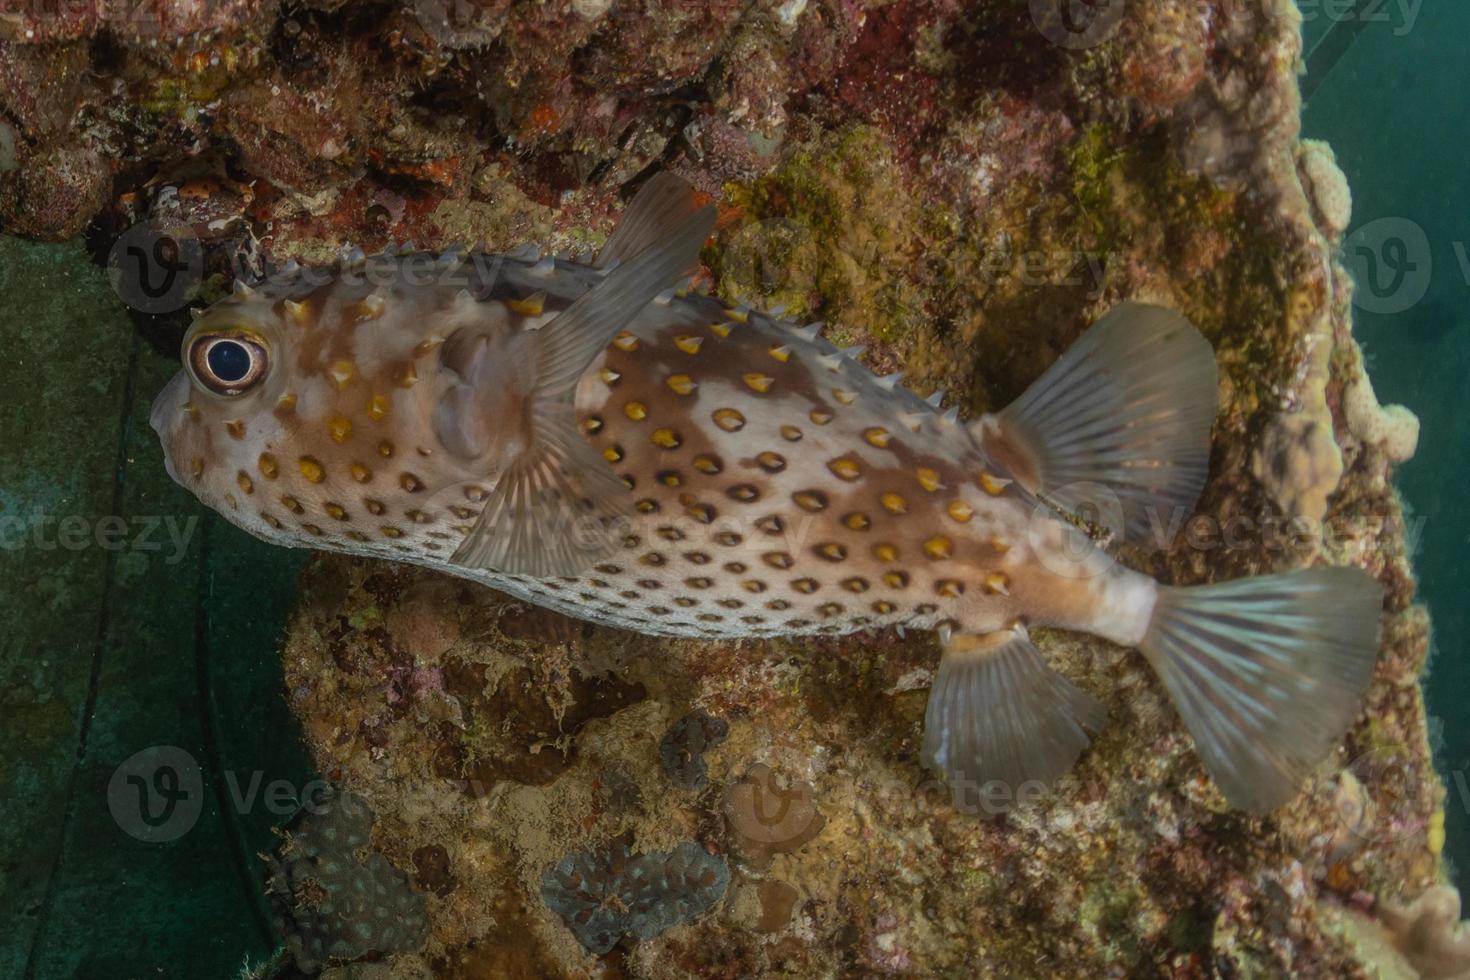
[872,600,896,614]
[916,467,942,492]
[365,499,385,515]
[507,290,547,316]
[613,331,640,352]
[367,394,389,421]
[583,416,604,434]
[378,439,395,457]
[979,471,1011,495]
[947,499,974,523]
[258,453,278,479]
[351,463,372,483]
[284,299,310,324]
[793,491,829,513]
[756,451,786,473]
[792,578,819,594]
[398,363,418,388]
[603,446,624,463]
[810,409,833,425]
[743,372,774,393]
[302,524,324,537]
[924,536,953,560]
[709,321,735,338]
[863,427,891,448]
[816,543,847,561]
[262,513,283,530]
[674,334,703,355]
[324,503,348,521]
[328,415,352,443]
[625,401,648,421]
[723,307,749,322]
[225,419,246,440]
[400,473,423,492]
[768,344,791,363]
[236,470,253,494]
[990,536,1010,553]
[844,512,871,531]
[381,526,404,538]
[328,360,355,390]
[828,457,862,481]
[873,543,899,562]
[936,579,965,598]
[781,425,803,442]
[984,572,1010,595]
[881,492,907,515]
[842,577,869,593]
[600,368,622,385]
[883,570,909,588]
[299,457,325,483]
[693,454,722,474]
[713,408,745,432]
[281,496,304,515]
[666,374,696,395]
[833,389,857,405]
[277,392,297,412]
[652,428,682,449]
[686,503,715,524]
[352,295,386,320]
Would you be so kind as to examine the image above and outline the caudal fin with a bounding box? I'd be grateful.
[1138,567,1382,813]
[976,303,1217,546]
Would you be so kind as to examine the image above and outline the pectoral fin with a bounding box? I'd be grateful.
[922,627,1105,814]
[975,303,1217,547]
[450,174,715,576]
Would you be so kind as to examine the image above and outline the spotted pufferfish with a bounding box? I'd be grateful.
[151,174,1383,813]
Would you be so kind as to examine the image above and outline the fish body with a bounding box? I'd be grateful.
[152,175,1383,815]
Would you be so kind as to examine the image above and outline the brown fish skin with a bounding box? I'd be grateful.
[151,176,1383,818]
[149,252,1150,644]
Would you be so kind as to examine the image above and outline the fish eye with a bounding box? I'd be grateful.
[187,333,270,396]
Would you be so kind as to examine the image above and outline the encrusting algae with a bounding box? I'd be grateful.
[2,0,1453,974]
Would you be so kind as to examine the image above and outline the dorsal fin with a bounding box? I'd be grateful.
[448,177,716,576]
[595,172,709,272]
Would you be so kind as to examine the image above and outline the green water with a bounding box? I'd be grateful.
[1302,1,1470,891]
[0,238,313,979]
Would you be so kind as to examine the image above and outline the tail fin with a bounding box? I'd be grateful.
[1138,567,1383,813]
[976,303,1217,546]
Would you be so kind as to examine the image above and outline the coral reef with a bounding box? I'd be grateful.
[264,789,429,972]
[0,0,1453,974]
[660,711,730,791]
[541,837,731,954]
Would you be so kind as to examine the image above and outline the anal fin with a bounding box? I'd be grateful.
[922,627,1105,815]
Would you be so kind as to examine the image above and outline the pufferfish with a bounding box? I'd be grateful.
[151,173,1383,814]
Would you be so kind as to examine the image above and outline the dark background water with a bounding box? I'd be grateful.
[1302,0,1470,893]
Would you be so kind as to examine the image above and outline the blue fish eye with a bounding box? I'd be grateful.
[190,333,268,395]
[207,340,252,382]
